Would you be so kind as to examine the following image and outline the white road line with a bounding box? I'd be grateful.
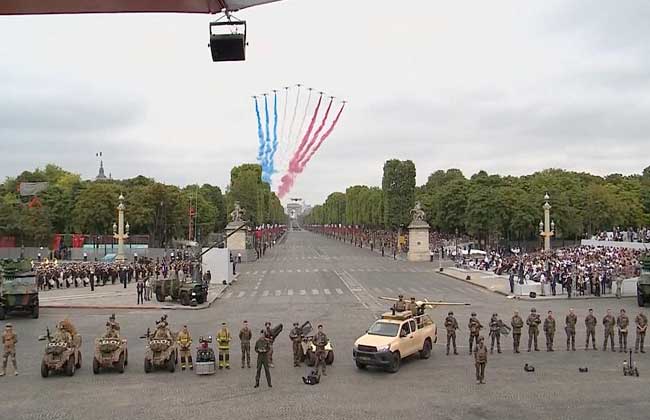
[253,271,258,275]
[279,270,284,273]
[300,289,307,295]
[313,268,319,272]
[270,270,275,274]
[335,288,344,295]
[322,269,328,272]
[275,290,282,296]
[250,291,257,297]
[237,291,245,298]
[262,290,270,297]
[297,269,301,273]
[288,270,293,273]
[224,292,233,299]
[311,289,319,295]
[323,288,331,295]
[288,289,294,296]
[261,270,267,274]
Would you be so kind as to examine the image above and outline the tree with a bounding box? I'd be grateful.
[382,159,416,228]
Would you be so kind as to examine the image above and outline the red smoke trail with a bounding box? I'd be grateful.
[293,97,333,171]
[288,94,323,172]
[296,103,346,173]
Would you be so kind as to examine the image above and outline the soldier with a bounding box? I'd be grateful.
[474,336,488,384]
[444,311,459,355]
[1,324,18,376]
[264,321,275,368]
[617,309,630,352]
[488,313,502,354]
[635,310,648,353]
[408,297,419,316]
[107,314,120,337]
[511,310,524,353]
[239,320,252,368]
[254,330,272,388]
[393,295,407,312]
[289,322,303,367]
[177,325,193,370]
[314,324,329,377]
[217,322,232,369]
[543,310,556,352]
[585,308,597,350]
[526,308,541,352]
[54,321,73,344]
[602,309,616,352]
[565,308,577,351]
[468,312,483,355]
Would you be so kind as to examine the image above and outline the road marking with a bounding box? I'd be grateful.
[323,288,331,295]
[335,288,344,295]
[288,289,294,296]
[261,270,267,274]
[224,292,233,299]
[250,291,257,297]
[312,289,319,295]
[297,269,301,273]
[253,271,258,275]
[279,270,284,273]
[321,269,328,272]
[237,291,245,298]
[262,290,270,297]
[288,270,293,273]
[275,290,282,296]
[270,270,275,274]
[313,268,319,272]
[300,289,307,295]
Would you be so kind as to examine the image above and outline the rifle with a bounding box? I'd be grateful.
[139,328,151,340]
[37,326,52,342]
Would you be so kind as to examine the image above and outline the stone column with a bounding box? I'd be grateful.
[407,220,430,262]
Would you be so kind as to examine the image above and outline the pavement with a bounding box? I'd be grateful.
[2,231,650,420]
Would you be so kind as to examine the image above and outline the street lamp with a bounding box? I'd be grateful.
[539,193,555,252]
[113,193,129,262]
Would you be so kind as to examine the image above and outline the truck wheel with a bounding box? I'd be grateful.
[32,305,39,319]
[117,352,125,374]
[180,292,190,306]
[420,339,432,359]
[325,351,334,365]
[41,361,49,378]
[355,360,367,370]
[386,352,401,373]
[93,358,100,374]
[75,352,82,369]
[155,291,165,302]
[196,294,206,304]
[144,358,152,373]
[638,291,644,307]
[125,350,129,366]
[65,356,76,376]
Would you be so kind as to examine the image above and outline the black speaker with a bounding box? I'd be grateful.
[210,33,245,62]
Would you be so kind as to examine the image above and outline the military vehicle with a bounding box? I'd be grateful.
[637,255,650,307]
[143,316,178,373]
[154,262,208,306]
[93,336,128,374]
[0,259,39,320]
[40,320,82,377]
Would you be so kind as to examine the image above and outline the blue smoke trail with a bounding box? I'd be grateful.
[268,91,279,178]
[262,94,271,183]
[254,97,265,165]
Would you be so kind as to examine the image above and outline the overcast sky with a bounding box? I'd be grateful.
[1,0,649,205]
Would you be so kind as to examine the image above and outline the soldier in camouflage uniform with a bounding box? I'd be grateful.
[1,324,18,376]
[474,336,488,384]
[635,311,647,353]
[511,310,524,353]
[585,308,597,350]
[468,313,483,355]
[565,308,577,351]
[254,330,272,388]
[602,309,616,352]
[239,320,252,368]
[543,310,556,352]
[526,308,541,352]
[617,309,630,352]
[289,322,303,367]
[314,324,329,376]
[488,313,502,354]
[393,295,407,312]
[444,311,459,355]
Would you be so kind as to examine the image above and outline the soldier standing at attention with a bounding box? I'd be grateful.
[468,312,482,355]
[408,297,419,316]
[617,309,630,352]
[289,322,303,367]
[526,308,541,352]
[314,324,329,376]
[136,280,144,305]
[444,311,459,356]
[264,322,275,368]
[543,310,556,352]
[239,320,252,368]
[393,295,407,312]
[602,309,616,352]
[474,336,488,384]
[565,308,577,351]
[217,322,232,369]
[511,311,524,353]
[635,310,648,353]
[489,313,502,354]
[254,330,272,388]
[585,308,598,350]
[177,325,193,370]
[0,324,18,376]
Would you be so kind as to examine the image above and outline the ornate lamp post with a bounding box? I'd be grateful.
[539,193,555,252]
[113,194,130,262]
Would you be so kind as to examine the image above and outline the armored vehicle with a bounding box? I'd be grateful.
[93,335,128,374]
[154,261,208,306]
[0,259,39,320]
[143,316,178,373]
[40,320,82,377]
[637,256,650,307]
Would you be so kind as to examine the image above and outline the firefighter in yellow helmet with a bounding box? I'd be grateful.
[177,325,193,371]
[217,322,232,369]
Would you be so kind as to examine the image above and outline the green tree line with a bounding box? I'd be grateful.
[0,163,285,247]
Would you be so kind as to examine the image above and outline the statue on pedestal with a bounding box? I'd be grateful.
[230,202,246,223]
[410,201,426,223]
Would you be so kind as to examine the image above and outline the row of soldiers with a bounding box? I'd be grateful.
[444,308,648,354]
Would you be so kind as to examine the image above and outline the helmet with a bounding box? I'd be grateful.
[531,308,537,313]
[471,312,477,316]
[448,311,453,316]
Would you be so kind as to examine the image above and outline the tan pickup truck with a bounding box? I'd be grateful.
[353,311,437,373]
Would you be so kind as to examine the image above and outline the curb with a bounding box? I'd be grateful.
[438,270,510,297]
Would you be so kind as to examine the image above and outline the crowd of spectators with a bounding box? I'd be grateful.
[592,227,650,243]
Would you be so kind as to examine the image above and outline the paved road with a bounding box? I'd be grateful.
[3,231,650,420]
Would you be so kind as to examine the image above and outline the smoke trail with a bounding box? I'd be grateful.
[262,94,271,182]
[279,87,309,173]
[254,97,265,164]
[289,94,323,172]
[279,87,289,148]
[277,173,295,199]
[294,97,333,170]
[297,103,346,173]
[268,91,279,176]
